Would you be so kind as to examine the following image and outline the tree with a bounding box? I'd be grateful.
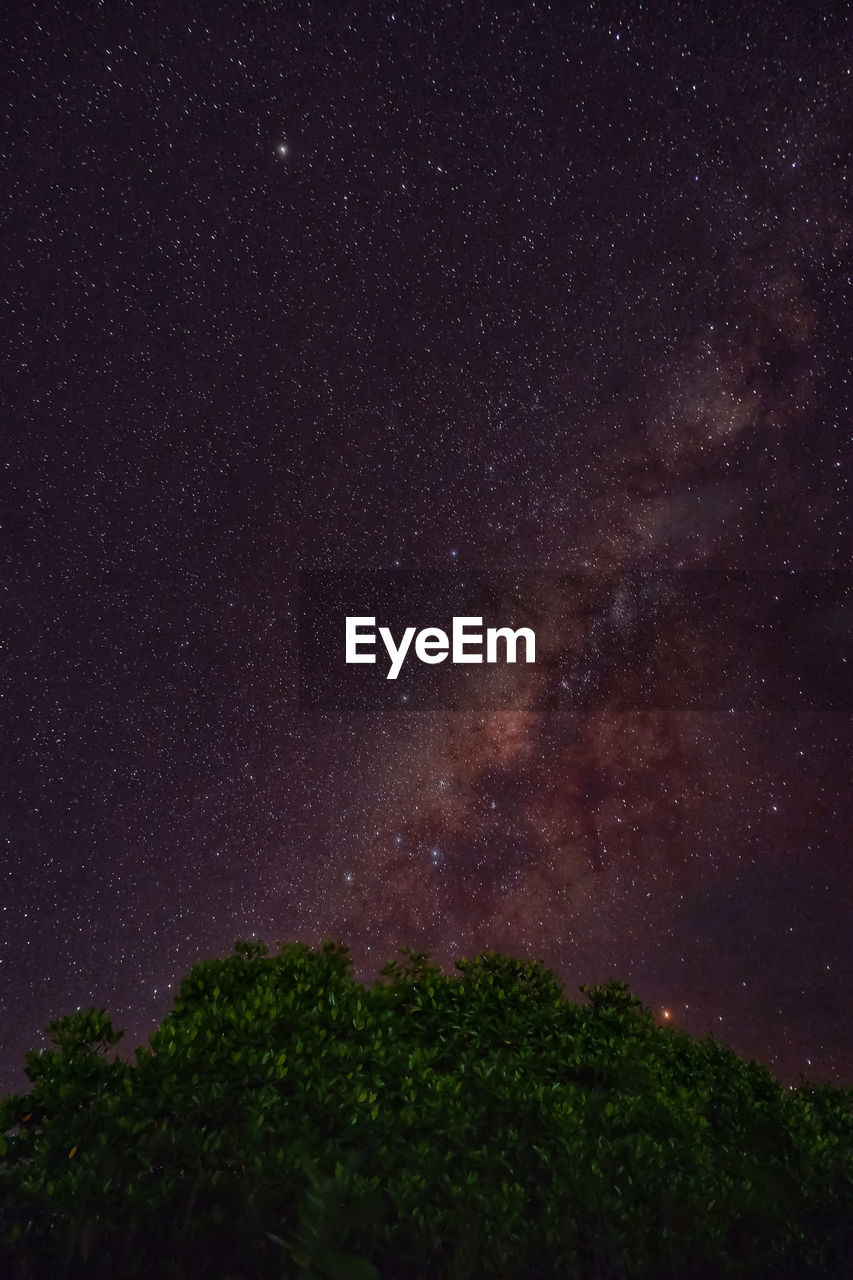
[1,940,850,1278]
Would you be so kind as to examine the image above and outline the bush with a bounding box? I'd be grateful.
[1,940,850,1278]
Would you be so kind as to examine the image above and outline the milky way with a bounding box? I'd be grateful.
[2,3,851,1088]
[328,230,851,1080]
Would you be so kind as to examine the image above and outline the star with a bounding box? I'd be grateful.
[2,0,848,1096]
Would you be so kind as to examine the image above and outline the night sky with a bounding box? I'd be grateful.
[3,3,852,1091]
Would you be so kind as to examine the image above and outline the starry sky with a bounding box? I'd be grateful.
[3,2,852,1090]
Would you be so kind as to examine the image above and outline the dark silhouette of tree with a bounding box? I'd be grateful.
[1,940,850,1278]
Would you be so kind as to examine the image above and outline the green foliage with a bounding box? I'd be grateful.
[1,942,850,1278]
